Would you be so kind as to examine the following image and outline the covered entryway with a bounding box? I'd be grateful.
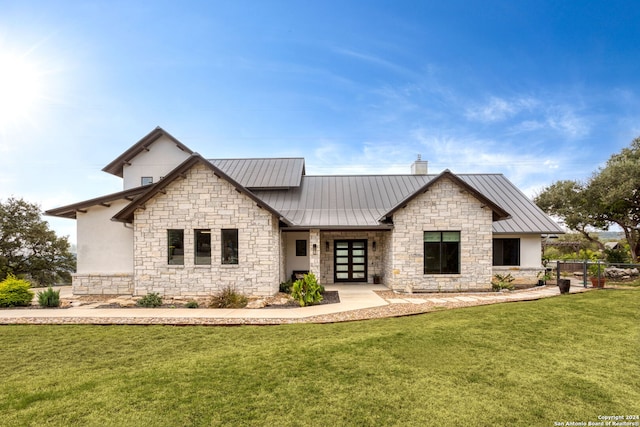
[334,240,368,282]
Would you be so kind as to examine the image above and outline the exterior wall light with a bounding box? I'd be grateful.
[312,243,317,255]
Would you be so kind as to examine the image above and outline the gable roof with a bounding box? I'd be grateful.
[102,127,193,178]
[111,154,292,225]
[456,174,564,234]
[381,169,510,222]
[45,186,150,219]
[210,158,305,189]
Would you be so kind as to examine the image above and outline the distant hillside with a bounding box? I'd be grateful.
[596,231,625,241]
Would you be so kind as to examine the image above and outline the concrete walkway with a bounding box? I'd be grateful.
[1,281,592,325]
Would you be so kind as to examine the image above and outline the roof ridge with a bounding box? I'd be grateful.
[209,157,305,160]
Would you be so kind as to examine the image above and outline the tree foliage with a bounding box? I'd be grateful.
[0,197,75,285]
[535,136,640,261]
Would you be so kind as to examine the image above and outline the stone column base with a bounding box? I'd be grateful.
[72,273,134,295]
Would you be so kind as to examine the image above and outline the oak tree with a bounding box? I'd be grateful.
[0,197,75,285]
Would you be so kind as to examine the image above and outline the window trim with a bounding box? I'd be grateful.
[194,229,212,265]
[221,229,239,265]
[295,240,307,257]
[423,231,461,274]
[167,229,184,265]
[493,238,521,266]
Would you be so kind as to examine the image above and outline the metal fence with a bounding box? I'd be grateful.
[555,260,640,287]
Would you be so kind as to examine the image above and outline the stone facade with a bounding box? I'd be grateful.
[132,163,280,297]
[72,273,134,295]
[385,177,494,292]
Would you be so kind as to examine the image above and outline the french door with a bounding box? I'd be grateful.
[334,240,368,282]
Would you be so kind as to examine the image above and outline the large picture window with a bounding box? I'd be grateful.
[221,229,238,264]
[167,229,184,265]
[493,238,520,266]
[194,229,211,265]
[424,231,460,274]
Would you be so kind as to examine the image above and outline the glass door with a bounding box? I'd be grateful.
[334,240,368,282]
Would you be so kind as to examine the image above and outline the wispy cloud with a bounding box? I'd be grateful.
[332,47,417,79]
[466,94,590,139]
[544,106,589,138]
[465,96,538,122]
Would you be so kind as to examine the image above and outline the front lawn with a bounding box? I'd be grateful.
[1,289,638,426]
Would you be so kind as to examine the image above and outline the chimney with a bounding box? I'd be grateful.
[411,154,428,175]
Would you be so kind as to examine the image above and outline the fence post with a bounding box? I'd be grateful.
[583,261,588,288]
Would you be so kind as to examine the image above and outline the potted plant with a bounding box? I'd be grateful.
[537,269,552,286]
[588,263,607,288]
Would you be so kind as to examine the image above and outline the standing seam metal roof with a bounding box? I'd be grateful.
[210,158,305,189]
[254,174,564,233]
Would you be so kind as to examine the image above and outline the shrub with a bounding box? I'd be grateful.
[0,274,34,307]
[291,272,323,307]
[209,287,248,308]
[279,280,293,293]
[37,286,61,307]
[185,300,199,308]
[136,292,163,308]
[491,273,515,291]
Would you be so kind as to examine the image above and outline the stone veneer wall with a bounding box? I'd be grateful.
[492,266,540,282]
[72,273,134,295]
[386,177,494,292]
[133,163,280,297]
[319,231,388,284]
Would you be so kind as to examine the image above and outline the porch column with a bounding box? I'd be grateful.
[309,228,321,279]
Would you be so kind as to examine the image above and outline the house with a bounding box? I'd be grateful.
[46,127,564,296]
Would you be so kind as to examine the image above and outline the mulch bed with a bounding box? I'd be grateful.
[262,291,339,309]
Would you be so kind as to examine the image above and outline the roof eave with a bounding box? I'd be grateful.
[380,170,511,222]
[102,127,194,177]
[45,186,150,219]
[111,154,292,225]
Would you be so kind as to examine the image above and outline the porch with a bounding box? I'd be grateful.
[282,229,389,286]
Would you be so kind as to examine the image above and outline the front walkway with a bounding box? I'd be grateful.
[1,281,592,325]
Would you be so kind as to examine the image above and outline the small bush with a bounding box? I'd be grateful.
[37,286,61,307]
[136,292,163,308]
[491,273,515,291]
[185,300,199,308]
[291,272,323,307]
[0,274,34,307]
[209,287,248,308]
[279,280,293,293]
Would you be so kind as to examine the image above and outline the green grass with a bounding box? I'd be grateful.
[1,290,639,427]
[610,277,640,287]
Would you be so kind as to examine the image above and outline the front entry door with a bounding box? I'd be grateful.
[334,240,368,282]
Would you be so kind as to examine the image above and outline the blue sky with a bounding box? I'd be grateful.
[1,0,640,244]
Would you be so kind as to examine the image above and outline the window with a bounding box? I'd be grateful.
[295,240,307,256]
[221,229,238,264]
[493,238,520,266]
[167,229,184,265]
[141,176,153,185]
[424,231,460,274]
[195,229,211,265]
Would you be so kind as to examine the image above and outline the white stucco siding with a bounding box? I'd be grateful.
[284,231,310,279]
[492,234,543,281]
[76,199,134,274]
[133,163,280,297]
[122,135,191,190]
[505,234,541,268]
